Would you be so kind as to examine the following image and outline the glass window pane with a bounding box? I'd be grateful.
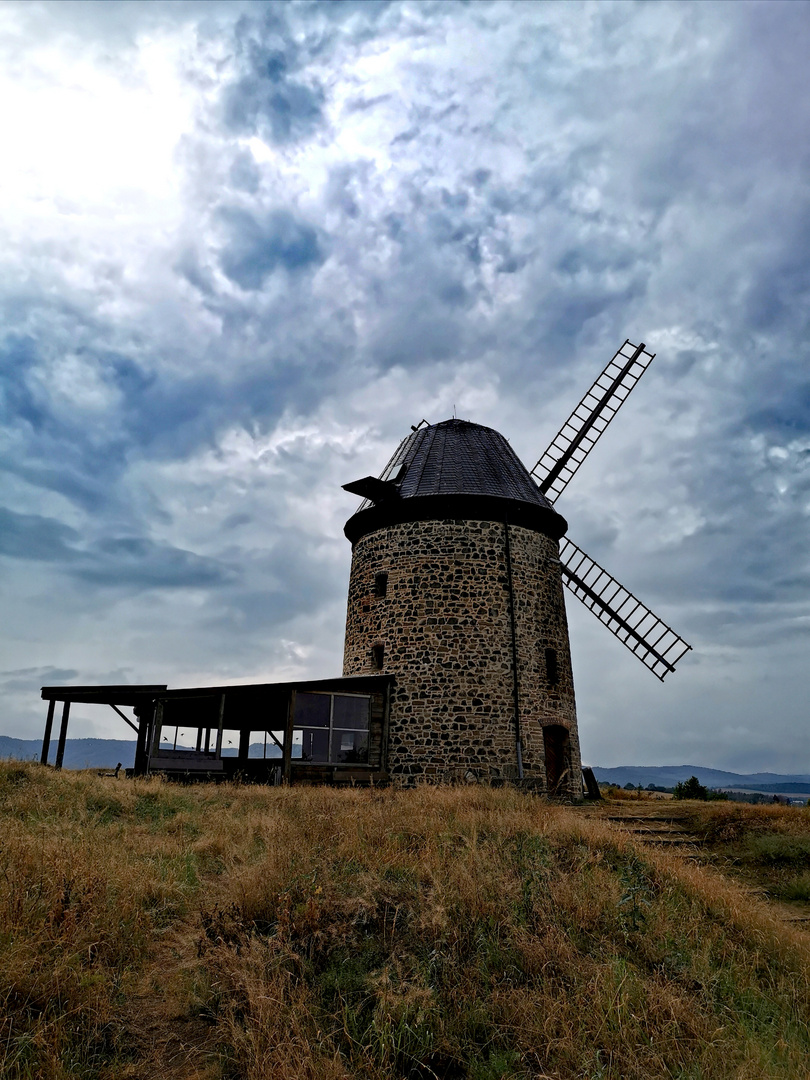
[330,729,369,764]
[221,729,241,756]
[332,695,370,731]
[294,692,330,728]
[248,731,284,759]
[293,728,329,762]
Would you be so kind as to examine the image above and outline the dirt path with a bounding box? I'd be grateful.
[594,800,810,929]
[595,803,702,853]
[117,921,222,1080]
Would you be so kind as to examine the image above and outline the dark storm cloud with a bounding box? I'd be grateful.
[72,536,235,589]
[174,248,218,297]
[745,384,810,440]
[0,508,80,562]
[0,458,110,515]
[217,206,324,290]
[228,150,261,195]
[0,327,166,506]
[1,667,79,694]
[220,12,327,143]
[0,287,334,514]
[0,335,50,432]
[118,370,224,457]
[203,524,346,644]
[222,512,251,530]
[0,507,233,590]
[0,330,136,509]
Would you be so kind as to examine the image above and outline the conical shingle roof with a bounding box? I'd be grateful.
[343,419,567,544]
[397,420,554,505]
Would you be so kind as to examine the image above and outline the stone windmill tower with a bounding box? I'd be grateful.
[342,342,691,793]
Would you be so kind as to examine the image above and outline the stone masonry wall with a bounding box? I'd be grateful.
[342,518,581,794]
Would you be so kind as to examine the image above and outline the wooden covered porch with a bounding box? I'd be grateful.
[40,675,393,784]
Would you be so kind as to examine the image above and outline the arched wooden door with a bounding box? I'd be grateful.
[543,724,570,795]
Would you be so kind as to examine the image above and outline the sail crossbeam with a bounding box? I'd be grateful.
[559,537,691,680]
[532,340,655,503]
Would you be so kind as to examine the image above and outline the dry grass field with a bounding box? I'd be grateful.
[1,761,809,1079]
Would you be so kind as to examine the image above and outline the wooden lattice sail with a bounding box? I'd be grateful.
[529,339,691,678]
[531,340,655,503]
[559,538,691,680]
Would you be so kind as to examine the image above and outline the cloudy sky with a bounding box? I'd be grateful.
[1,0,808,773]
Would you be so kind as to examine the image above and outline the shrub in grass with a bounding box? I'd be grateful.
[673,776,707,800]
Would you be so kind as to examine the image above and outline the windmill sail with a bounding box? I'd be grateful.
[532,340,655,503]
[559,537,691,680]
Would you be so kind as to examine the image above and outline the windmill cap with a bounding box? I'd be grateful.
[343,418,568,544]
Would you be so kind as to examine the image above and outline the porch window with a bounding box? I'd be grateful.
[292,692,370,765]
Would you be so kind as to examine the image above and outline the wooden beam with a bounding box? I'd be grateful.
[108,703,139,735]
[134,703,153,776]
[55,701,70,770]
[41,699,56,765]
[215,695,225,759]
[283,692,294,783]
[238,727,250,762]
[41,684,167,704]
[265,729,284,753]
[151,701,164,756]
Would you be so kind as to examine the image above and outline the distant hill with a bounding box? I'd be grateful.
[3,737,808,792]
[591,764,810,794]
[1,736,138,769]
[0,736,282,770]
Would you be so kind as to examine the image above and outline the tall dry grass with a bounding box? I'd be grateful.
[1,762,809,1079]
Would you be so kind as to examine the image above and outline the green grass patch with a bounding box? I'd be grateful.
[744,834,810,867]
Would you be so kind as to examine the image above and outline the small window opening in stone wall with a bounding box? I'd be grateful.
[545,647,559,686]
[374,571,388,597]
[371,644,385,669]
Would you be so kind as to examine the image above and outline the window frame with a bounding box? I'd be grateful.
[291,691,372,767]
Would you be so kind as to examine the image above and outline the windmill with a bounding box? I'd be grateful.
[37,341,691,792]
[341,340,691,793]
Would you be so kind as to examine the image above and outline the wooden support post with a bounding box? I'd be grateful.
[54,701,70,770]
[41,699,56,765]
[151,702,164,756]
[133,704,152,776]
[215,695,225,759]
[238,726,250,762]
[283,691,294,783]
